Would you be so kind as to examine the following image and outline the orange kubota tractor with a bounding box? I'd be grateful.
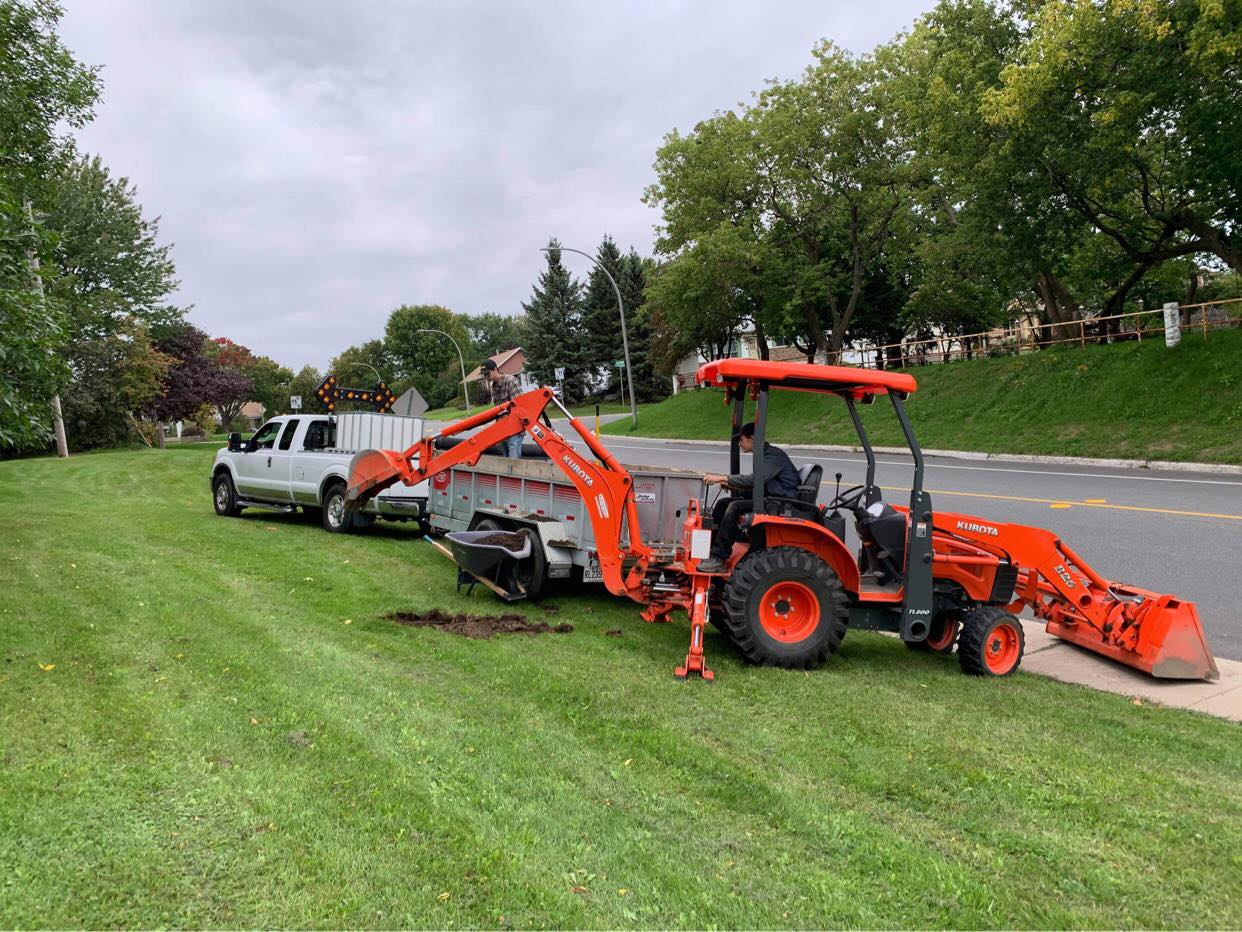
[346,358,1218,682]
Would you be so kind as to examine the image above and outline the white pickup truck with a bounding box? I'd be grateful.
[210,412,429,533]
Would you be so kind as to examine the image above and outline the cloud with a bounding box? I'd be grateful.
[59,0,932,369]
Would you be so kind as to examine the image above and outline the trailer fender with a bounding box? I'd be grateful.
[749,515,861,595]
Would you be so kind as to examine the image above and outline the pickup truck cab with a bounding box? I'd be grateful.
[210,413,429,533]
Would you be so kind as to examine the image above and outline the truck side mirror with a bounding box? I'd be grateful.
[227,432,242,452]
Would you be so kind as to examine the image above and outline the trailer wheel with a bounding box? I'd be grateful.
[321,482,354,534]
[720,546,848,669]
[213,473,242,517]
[907,612,960,654]
[957,606,1024,677]
[471,517,547,600]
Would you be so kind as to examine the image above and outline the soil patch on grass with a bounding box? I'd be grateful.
[386,609,573,639]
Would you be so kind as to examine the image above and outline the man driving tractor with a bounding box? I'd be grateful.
[698,421,801,573]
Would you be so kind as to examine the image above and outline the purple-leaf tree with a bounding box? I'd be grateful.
[151,324,251,430]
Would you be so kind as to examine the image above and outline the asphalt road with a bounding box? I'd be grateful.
[548,424,1242,661]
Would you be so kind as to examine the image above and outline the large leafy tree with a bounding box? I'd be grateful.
[0,0,98,449]
[985,0,1239,278]
[150,324,249,435]
[383,304,471,407]
[47,155,182,339]
[461,312,522,361]
[520,240,588,401]
[329,339,393,388]
[60,316,171,448]
[208,337,294,422]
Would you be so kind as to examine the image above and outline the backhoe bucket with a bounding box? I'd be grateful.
[345,448,409,509]
[1044,585,1219,681]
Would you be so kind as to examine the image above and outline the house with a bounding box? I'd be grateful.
[239,401,266,430]
[669,333,863,394]
[464,347,536,402]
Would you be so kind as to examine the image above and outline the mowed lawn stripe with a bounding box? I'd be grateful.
[1,446,1238,928]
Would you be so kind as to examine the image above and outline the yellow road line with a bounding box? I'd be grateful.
[876,485,1242,522]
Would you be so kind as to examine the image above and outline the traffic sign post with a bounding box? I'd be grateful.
[290,395,302,411]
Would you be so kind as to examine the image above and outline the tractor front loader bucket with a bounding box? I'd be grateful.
[937,510,1219,681]
[345,448,411,509]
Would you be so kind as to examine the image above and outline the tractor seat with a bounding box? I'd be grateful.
[796,463,823,505]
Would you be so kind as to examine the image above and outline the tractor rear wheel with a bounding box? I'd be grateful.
[957,606,1024,676]
[720,547,848,669]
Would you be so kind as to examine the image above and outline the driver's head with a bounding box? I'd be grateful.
[481,359,500,382]
[738,422,756,454]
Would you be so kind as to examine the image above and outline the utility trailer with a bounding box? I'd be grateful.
[426,452,707,597]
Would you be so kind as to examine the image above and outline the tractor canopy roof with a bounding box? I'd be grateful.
[695,358,917,399]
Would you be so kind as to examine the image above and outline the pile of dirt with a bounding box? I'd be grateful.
[474,531,529,549]
[386,608,572,640]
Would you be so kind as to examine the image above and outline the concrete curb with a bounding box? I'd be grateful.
[603,433,1242,476]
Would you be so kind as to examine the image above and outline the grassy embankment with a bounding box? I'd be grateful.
[606,328,1242,464]
[0,445,1239,927]
[425,401,635,422]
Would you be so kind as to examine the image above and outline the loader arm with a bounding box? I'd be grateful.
[345,388,653,598]
[933,510,1218,680]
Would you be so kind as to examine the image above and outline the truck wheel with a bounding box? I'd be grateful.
[213,473,242,517]
[321,483,354,534]
[720,546,848,669]
[907,612,960,654]
[957,606,1024,677]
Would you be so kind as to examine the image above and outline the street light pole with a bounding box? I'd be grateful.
[415,328,471,413]
[541,245,637,428]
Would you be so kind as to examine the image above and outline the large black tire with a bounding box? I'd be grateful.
[213,473,242,517]
[321,482,355,534]
[470,517,547,600]
[957,606,1025,677]
[720,547,848,669]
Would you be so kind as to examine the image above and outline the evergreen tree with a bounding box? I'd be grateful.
[579,235,624,392]
[619,250,666,401]
[520,240,588,402]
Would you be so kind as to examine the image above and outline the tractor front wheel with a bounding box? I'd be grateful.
[720,547,848,669]
[957,606,1025,676]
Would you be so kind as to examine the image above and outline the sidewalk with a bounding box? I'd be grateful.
[1020,620,1242,722]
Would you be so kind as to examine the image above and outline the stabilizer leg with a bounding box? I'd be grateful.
[675,578,715,681]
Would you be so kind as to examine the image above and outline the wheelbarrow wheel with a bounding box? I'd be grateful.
[470,518,547,600]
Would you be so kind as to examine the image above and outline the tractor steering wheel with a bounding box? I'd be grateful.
[829,484,868,511]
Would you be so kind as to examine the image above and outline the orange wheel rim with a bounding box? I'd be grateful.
[984,621,1020,674]
[759,581,820,643]
[928,618,958,652]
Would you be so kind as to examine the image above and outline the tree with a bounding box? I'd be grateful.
[461,312,522,360]
[330,339,394,389]
[149,324,249,442]
[984,0,1240,277]
[520,240,588,401]
[618,249,666,401]
[383,304,470,407]
[579,236,625,387]
[60,316,171,448]
[285,365,324,419]
[209,337,293,421]
[46,155,181,340]
[0,0,98,449]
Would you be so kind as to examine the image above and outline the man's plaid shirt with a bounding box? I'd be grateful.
[488,372,521,404]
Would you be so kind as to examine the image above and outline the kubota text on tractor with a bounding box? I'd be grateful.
[346,359,1218,682]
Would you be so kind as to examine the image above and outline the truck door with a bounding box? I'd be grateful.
[256,418,300,501]
[290,418,333,505]
[234,420,282,498]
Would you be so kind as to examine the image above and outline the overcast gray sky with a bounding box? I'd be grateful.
[59,0,932,370]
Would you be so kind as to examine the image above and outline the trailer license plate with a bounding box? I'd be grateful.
[582,555,604,583]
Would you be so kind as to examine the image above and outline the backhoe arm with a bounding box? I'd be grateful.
[345,388,652,597]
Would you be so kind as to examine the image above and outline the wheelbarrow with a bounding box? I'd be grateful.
[442,529,534,602]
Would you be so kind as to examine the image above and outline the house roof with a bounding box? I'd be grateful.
[240,401,266,418]
[465,346,525,382]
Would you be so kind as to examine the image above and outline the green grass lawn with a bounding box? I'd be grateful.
[1,446,1239,928]
[607,328,1242,464]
